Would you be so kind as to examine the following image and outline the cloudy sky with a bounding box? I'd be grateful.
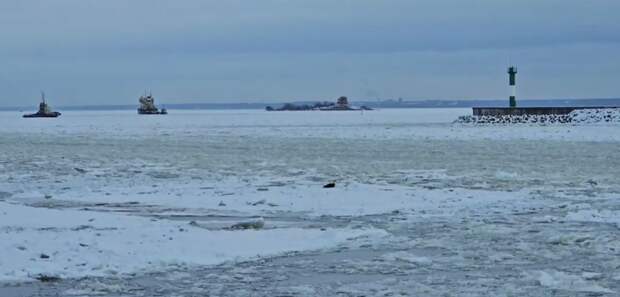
[1,0,619,106]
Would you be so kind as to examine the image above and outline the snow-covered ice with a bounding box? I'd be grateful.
[528,270,614,293]
[0,201,386,282]
[0,108,619,296]
[565,209,620,228]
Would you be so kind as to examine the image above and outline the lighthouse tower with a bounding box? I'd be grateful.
[508,66,517,108]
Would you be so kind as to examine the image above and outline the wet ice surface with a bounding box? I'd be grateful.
[1,109,619,296]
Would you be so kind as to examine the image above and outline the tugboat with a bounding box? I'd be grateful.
[23,92,61,118]
[137,92,167,115]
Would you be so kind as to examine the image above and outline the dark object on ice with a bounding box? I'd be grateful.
[40,253,50,259]
[229,217,265,230]
[0,191,12,200]
[34,274,62,282]
[323,182,336,188]
[74,167,87,173]
[23,92,61,118]
[250,199,266,206]
[138,92,168,115]
[147,171,180,179]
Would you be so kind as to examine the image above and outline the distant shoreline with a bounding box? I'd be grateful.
[2,98,619,112]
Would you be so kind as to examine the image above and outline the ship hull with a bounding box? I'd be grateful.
[23,112,61,118]
[138,109,167,115]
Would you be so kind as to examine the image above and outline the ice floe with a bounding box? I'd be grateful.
[0,202,387,282]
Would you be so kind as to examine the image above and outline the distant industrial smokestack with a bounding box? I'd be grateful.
[508,66,517,108]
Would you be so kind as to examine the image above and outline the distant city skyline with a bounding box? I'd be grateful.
[1,0,619,107]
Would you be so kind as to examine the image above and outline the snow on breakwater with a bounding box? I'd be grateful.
[455,108,620,125]
[570,108,620,123]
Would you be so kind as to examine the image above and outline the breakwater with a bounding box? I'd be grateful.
[457,108,620,124]
[472,106,616,116]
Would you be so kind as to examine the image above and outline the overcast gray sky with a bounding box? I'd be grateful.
[1,0,619,106]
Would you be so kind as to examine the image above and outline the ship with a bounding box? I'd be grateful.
[319,96,355,111]
[266,96,372,111]
[317,96,372,111]
[138,92,167,115]
[23,92,61,118]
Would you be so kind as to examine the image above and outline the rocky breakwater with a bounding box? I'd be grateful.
[456,108,620,125]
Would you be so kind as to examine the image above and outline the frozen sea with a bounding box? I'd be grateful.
[1,108,619,296]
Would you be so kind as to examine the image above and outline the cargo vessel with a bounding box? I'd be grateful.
[138,92,167,115]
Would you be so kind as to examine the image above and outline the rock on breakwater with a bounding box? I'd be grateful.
[455,108,620,125]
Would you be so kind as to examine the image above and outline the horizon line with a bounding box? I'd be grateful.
[2,97,620,111]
